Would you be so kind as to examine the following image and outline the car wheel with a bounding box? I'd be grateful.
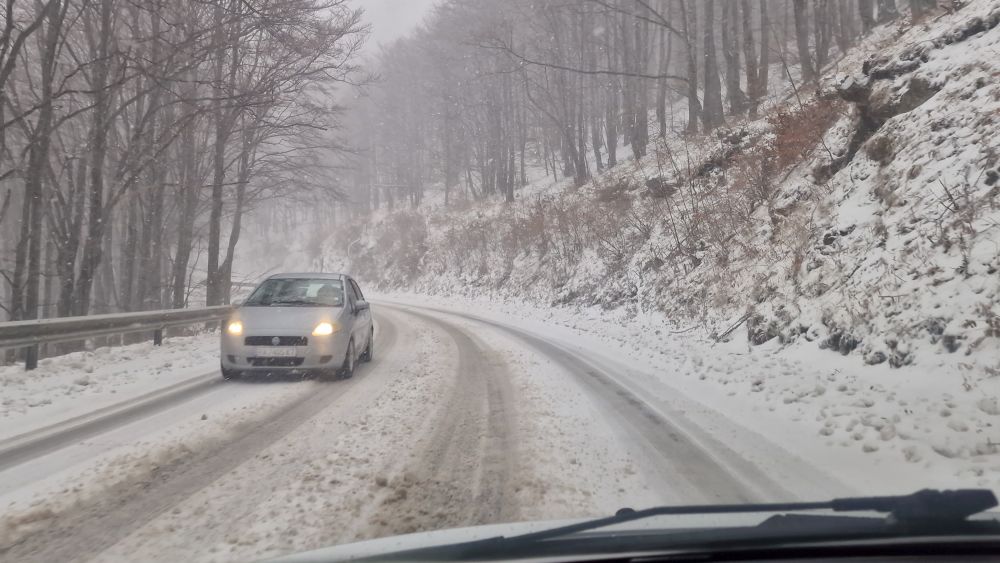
[338,339,356,379]
[221,365,242,380]
[360,328,374,363]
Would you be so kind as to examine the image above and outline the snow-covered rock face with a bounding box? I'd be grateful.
[785,1,1000,367]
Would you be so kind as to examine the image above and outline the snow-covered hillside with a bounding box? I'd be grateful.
[283,1,1000,372]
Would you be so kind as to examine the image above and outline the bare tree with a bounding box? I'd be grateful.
[859,0,875,32]
[877,0,899,23]
[680,0,700,133]
[814,0,831,70]
[792,0,815,82]
[722,0,748,116]
[701,0,724,131]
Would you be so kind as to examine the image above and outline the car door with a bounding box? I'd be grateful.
[349,278,372,348]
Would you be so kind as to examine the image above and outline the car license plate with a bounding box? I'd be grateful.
[256,347,297,357]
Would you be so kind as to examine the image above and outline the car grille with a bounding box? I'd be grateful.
[245,336,308,346]
[248,357,305,367]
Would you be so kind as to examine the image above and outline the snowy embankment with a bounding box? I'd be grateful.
[0,334,219,441]
[329,0,1000,369]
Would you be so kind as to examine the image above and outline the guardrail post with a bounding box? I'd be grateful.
[25,345,39,370]
[153,328,163,346]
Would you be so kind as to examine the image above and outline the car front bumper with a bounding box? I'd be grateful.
[220,330,349,372]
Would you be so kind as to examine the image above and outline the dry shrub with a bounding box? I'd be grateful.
[374,211,428,282]
[865,135,895,165]
[595,174,635,202]
[521,198,550,258]
[769,98,843,171]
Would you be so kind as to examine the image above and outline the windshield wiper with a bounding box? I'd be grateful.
[376,489,998,561]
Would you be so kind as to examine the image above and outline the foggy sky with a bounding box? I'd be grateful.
[353,0,439,53]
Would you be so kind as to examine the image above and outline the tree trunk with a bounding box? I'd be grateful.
[42,238,56,318]
[758,0,770,113]
[443,107,453,205]
[835,0,852,53]
[136,5,165,310]
[24,0,64,321]
[859,0,875,33]
[630,15,648,159]
[56,156,86,316]
[741,0,759,116]
[655,19,671,138]
[701,0,725,131]
[792,0,815,82]
[814,0,831,70]
[218,126,250,305]
[588,17,604,170]
[10,178,32,320]
[119,200,139,311]
[73,0,114,316]
[722,1,748,116]
[680,0,700,134]
[877,0,898,23]
[604,12,618,165]
[171,79,200,309]
[206,2,237,306]
[619,10,633,149]
[94,217,115,313]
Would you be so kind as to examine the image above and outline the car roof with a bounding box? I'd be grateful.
[265,272,348,281]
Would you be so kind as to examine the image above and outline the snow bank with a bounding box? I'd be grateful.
[0,333,218,441]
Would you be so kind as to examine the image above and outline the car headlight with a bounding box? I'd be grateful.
[312,322,338,336]
[227,321,243,335]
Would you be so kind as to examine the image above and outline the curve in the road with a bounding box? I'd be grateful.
[379,302,797,504]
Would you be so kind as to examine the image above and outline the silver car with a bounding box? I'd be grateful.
[220,273,373,380]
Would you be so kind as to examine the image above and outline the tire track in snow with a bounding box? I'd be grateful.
[0,371,222,473]
[1,314,399,563]
[367,305,518,535]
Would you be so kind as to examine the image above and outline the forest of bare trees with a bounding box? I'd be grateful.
[349,0,933,212]
[0,0,367,325]
[0,0,937,325]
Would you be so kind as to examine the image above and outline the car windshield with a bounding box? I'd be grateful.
[244,278,345,307]
[2,0,998,562]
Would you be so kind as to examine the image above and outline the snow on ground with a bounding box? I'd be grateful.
[2,289,994,560]
[0,333,219,441]
[470,319,663,515]
[88,305,661,562]
[0,378,315,553]
[372,290,1000,496]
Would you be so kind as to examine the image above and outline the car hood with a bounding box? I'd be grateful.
[234,305,343,332]
[265,514,773,562]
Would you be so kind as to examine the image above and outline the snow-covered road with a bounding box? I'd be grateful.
[2,301,849,562]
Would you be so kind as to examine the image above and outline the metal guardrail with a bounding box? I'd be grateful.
[0,306,234,370]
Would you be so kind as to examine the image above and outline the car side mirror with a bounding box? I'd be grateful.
[356,301,370,312]
[231,299,243,307]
